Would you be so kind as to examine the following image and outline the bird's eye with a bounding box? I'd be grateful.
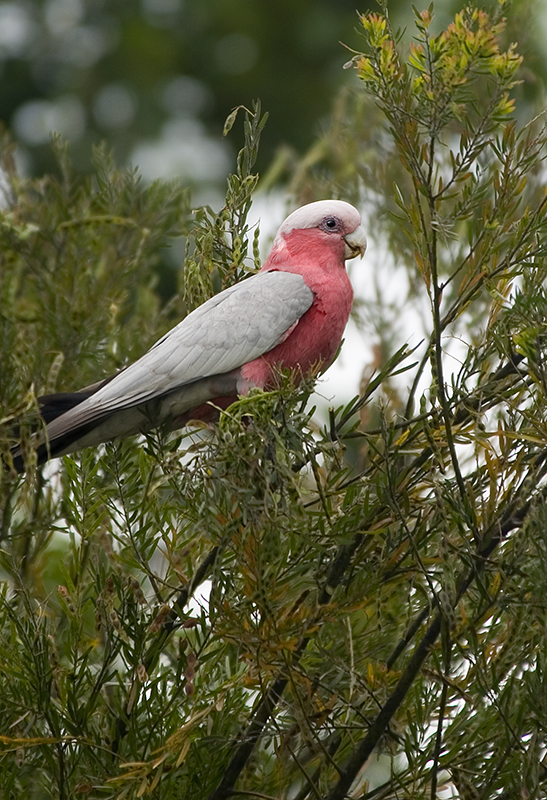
[321,216,341,232]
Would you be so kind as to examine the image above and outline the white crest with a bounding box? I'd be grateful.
[276,199,361,238]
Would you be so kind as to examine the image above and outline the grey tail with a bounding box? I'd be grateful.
[9,370,124,472]
[11,388,103,472]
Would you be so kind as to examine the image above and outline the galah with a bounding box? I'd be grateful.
[11,200,366,471]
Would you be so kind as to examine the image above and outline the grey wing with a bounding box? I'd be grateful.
[46,270,313,434]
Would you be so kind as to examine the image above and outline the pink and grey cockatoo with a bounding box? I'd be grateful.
[12,200,366,471]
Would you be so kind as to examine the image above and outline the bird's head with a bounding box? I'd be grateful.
[274,199,367,261]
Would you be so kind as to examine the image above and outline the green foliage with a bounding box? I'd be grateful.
[3,7,547,800]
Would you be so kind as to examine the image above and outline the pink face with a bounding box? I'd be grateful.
[273,199,366,262]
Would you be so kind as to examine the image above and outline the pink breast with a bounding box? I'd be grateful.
[239,267,353,390]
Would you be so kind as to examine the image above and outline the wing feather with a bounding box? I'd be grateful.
[45,270,313,437]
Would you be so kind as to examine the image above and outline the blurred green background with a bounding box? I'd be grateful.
[2,0,545,195]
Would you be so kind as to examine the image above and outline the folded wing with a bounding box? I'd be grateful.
[43,270,314,442]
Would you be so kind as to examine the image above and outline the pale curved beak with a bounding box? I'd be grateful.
[343,224,367,260]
